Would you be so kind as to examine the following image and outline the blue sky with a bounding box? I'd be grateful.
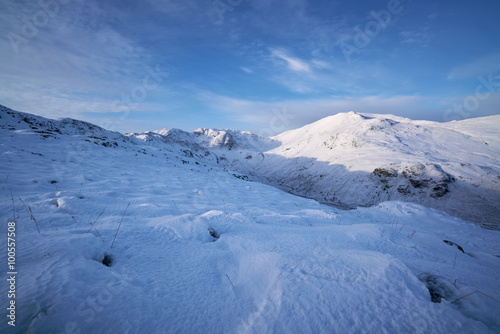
[1,0,499,134]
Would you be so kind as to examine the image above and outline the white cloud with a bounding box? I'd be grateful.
[270,48,311,73]
[241,67,253,74]
[311,59,331,69]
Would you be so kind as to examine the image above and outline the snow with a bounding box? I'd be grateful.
[148,110,499,228]
[1,105,500,333]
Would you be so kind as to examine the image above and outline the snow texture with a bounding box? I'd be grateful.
[1,105,499,333]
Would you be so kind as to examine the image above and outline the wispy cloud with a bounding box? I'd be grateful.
[270,48,311,73]
[399,29,432,47]
[311,59,332,69]
[0,0,162,122]
[241,67,253,74]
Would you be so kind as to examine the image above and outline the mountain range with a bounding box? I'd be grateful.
[5,104,495,227]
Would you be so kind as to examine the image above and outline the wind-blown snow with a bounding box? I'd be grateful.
[1,105,499,333]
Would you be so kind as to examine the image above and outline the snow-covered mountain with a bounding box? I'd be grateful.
[130,111,500,229]
[1,104,500,333]
[0,104,128,146]
[2,105,499,228]
[257,112,500,228]
[126,127,276,166]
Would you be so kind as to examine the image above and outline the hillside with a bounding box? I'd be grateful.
[261,112,500,228]
[1,105,499,333]
[2,105,499,228]
[131,111,500,229]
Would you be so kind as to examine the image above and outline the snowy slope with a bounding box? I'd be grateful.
[1,105,500,333]
[0,105,128,146]
[150,111,499,229]
[259,112,500,228]
[0,105,500,333]
[3,104,498,228]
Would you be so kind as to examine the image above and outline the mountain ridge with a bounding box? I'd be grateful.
[1,104,499,228]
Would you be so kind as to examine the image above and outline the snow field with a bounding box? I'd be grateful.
[1,118,500,333]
